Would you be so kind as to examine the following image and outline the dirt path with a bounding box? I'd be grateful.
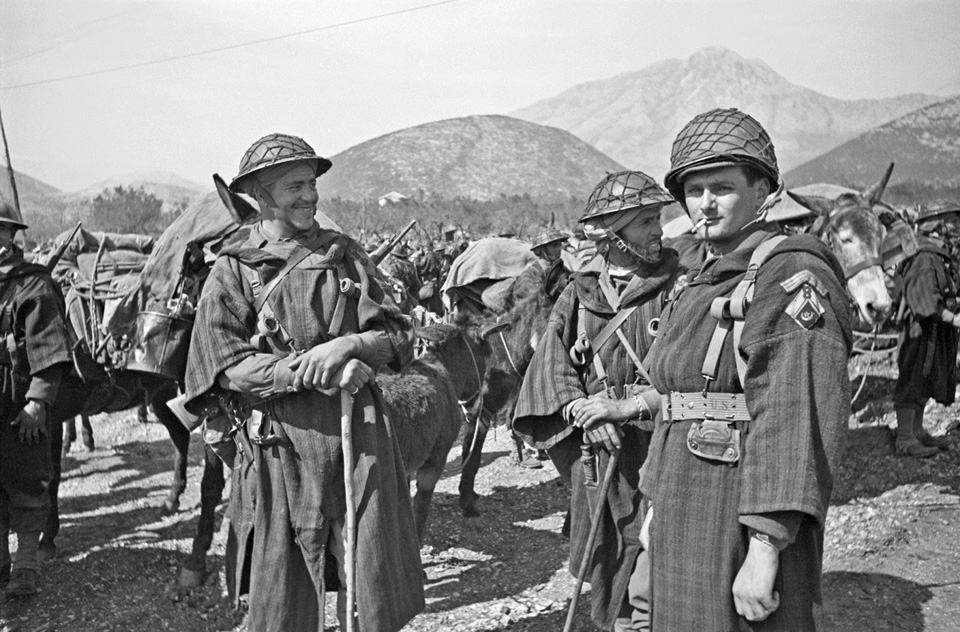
[1,367,958,631]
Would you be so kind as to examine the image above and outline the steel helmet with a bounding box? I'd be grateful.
[664,108,780,202]
[0,201,27,231]
[580,170,673,223]
[530,227,567,251]
[918,199,960,223]
[229,133,332,193]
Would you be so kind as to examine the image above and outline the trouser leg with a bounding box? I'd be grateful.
[7,483,48,572]
[614,549,651,631]
[0,489,10,571]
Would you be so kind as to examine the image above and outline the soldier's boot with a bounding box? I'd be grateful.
[895,407,938,458]
[5,529,41,597]
[4,568,38,597]
[914,407,952,449]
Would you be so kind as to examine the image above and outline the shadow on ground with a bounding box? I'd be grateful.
[823,571,933,632]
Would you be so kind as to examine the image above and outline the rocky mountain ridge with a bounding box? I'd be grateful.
[510,47,942,180]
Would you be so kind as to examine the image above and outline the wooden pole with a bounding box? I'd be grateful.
[563,448,621,632]
[0,101,24,225]
[340,388,357,632]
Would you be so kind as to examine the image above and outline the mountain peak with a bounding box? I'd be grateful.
[510,49,940,179]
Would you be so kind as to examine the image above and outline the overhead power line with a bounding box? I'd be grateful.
[1,0,463,92]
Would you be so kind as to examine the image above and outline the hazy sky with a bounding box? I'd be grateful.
[2,0,958,191]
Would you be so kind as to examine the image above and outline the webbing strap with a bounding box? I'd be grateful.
[254,232,340,314]
[701,235,787,388]
[575,302,651,388]
[0,280,17,337]
[328,262,353,338]
[615,328,652,384]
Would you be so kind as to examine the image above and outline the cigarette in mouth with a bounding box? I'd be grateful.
[690,218,708,234]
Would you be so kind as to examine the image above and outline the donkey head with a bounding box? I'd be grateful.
[786,163,895,326]
[415,313,491,410]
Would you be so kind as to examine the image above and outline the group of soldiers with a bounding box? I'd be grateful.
[0,104,957,632]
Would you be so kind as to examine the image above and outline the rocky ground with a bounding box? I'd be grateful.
[1,352,958,632]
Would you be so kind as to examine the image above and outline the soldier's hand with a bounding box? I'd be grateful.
[332,359,374,396]
[570,395,632,430]
[582,422,622,452]
[288,338,360,391]
[732,536,781,622]
[11,399,48,445]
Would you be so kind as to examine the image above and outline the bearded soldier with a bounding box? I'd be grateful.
[513,171,681,631]
[183,134,424,631]
[640,109,852,630]
[0,202,72,596]
[892,200,960,457]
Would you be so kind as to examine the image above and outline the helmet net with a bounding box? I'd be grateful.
[531,227,567,249]
[664,108,779,199]
[230,133,331,192]
[581,170,673,221]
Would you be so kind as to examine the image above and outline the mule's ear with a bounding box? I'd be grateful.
[862,162,895,206]
[786,191,834,217]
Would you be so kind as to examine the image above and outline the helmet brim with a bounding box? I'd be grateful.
[0,217,28,231]
[229,155,333,193]
[664,156,781,204]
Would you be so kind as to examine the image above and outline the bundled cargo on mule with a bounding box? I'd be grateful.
[441,237,537,315]
[47,226,155,375]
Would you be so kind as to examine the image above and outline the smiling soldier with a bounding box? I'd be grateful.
[183,134,424,632]
[639,109,853,630]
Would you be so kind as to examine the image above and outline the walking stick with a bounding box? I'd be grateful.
[340,388,357,632]
[563,447,621,632]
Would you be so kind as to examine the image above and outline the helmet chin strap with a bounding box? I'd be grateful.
[738,179,785,232]
[605,229,662,266]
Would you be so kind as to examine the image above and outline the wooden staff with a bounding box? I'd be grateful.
[340,388,357,632]
[563,447,621,632]
[0,101,24,225]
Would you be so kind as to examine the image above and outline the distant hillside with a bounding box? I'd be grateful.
[0,168,61,202]
[315,115,625,202]
[785,96,960,188]
[66,171,205,211]
[510,47,940,180]
[0,168,65,232]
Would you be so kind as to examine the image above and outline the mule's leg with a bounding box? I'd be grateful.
[80,414,95,451]
[459,415,488,518]
[152,385,189,515]
[61,417,77,459]
[180,446,226,587]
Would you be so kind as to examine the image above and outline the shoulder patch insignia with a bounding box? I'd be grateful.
[780,270,828,296]
[785,284,825,329]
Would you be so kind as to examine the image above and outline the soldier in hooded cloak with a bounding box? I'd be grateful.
[183,134,424,632]
[513,171,681,631]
